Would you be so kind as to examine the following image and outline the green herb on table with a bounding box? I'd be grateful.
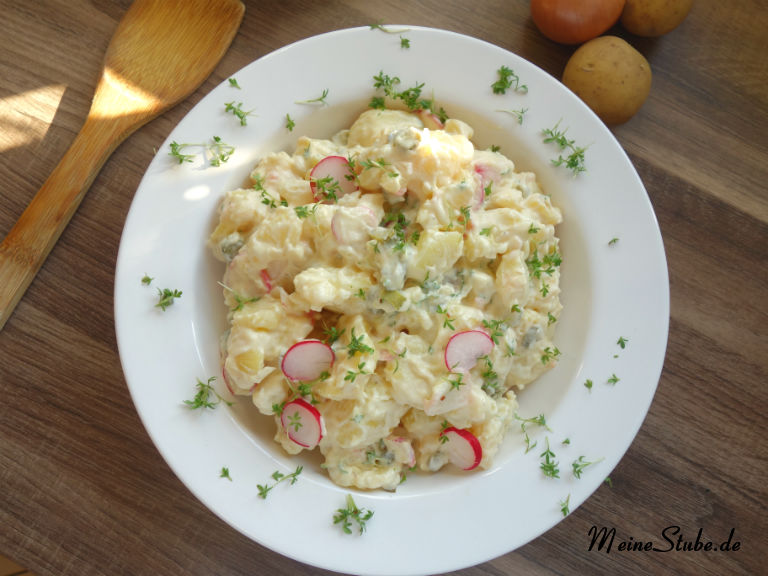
[184,376,231,410]
[168,141,196,164]
[560,494,571,517]
[607,373,620,385]
[220,467,232,481]
[208,136,234,166]
[584,378,594,391]
[228,77,241,89]
[617,336,629,349]
[285,113,295,131]
[400,36,410,49]
[492,65,528,94]
[156,287,182,311]
[257,466,303,499]
[333,494,374,535]
[608,237,620,246]
[141,274,154,286]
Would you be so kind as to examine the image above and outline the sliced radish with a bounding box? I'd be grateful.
[309,155,357,201]
[417,108,445,130]
[281,339,335,382]
[440,427,482,470]
[260,269,273,292]
[281,398,324,449]
[444,329,494,373]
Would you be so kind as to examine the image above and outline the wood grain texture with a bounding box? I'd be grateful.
[0,1,765,575]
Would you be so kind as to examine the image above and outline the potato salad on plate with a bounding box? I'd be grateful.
[208,103,563,491]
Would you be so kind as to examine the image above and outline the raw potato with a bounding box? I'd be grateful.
[562,36,652,125]
[621,0,694,37]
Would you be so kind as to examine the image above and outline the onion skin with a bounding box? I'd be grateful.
[531,0,626,45]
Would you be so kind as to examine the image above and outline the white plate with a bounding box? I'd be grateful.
[115,26,668,576]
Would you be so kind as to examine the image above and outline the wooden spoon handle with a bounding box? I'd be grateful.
[0,115,128,330]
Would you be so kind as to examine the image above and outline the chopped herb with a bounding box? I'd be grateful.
[369,23,411,34]
[228,77,241,89]
[480,226,493,236]
[572,456,604,479]
[400,36,410,49]
[540,437,560,478]
[498,107,529,124]
[436,305,455,330]
[617,336,628,349]
[285,113,296,131]
[604,476,614,487]
[542,120,587,175]
[448,372,465,390]
[168,141,196,164]
[528,222,540,234]
[492,65,528,94]
[562,438,571,445]
[608,237,620,246]
[156,287,182,311]
[607,373,620,385]
[224,101,256,126]
[347,329,374,357]
[323,325,345,345]
[584,378,594,391]
[184,376,231,410]
[141,274,154,286]
[218,282,260,311]
[489,144,501,153]
[516,413,550,453]
[369,71,446,121]
[482,318,505,344]
[480,355,500,397]
[560,494,571,517]
[312,175,342,202]
[344,362,369,383]
[295,88,329,106]
[208,136,235,166]
[294,203,319,219]
[257,465,303,499]
[541,346,561,365]
[220,467,232,481]
[333,494,374,535]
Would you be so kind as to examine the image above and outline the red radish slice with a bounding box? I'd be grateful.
[309,155,357,201]
[444,329,494,373]
[440,427,482,470]
[260,269,273,292]
[417,108,445,130]
[281,398,324,449]
[281,339,335,382]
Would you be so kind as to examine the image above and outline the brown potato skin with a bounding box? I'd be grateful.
[562,36,652,125]
[621,0,694,36]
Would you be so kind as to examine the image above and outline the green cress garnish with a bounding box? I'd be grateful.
[542,121,587,175]
[491,65,528,94]
[224,101,256,126]
[155,287,182,311]
[257,466,303,499]
[333,494,374,535]
[295,88,329,106]
[184,376,231,410]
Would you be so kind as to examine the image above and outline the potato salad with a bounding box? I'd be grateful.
[208,106,563,490]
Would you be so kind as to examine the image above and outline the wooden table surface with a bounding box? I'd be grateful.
[1,1,766,575]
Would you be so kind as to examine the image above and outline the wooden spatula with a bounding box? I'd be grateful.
[0,0,245,331]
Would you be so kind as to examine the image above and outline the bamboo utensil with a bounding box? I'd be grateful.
[0,0,245,331]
